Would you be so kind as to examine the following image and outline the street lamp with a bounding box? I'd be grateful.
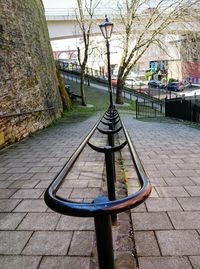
[99,15,114,107]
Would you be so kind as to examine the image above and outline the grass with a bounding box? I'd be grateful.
[61,80,136,123]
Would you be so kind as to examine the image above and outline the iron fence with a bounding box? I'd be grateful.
[136,99,165,119]
[165,97,200,123]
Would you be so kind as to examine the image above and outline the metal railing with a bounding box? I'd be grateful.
[165,96,200,123]
[45,8,122,20]
[44,107,151,269]
[0,107,61,118]
[58,62,166,105]
[136,99,165,118]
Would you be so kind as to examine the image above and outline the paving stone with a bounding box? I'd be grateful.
[35,180,52,188]
[56,215,94,230]
[8,180,39,189]
[148,177,167,186]
[62,179,89,188]
[6,173,34,181]
[155,186,189,197]
[39,257,90,269]
[70,188,100,199]
[156,230,200,255]
[28,167,51,173]
[168,212,200,229]
[0,181,12,188]
[0,213,26,230]
[48,166,63,173]
[0,199,21,212]
[164,177,195,186]
[0,231,32,254]
[68,231,94,256]
[177,197,200,210]
[11,189,44,199]
[5,167,30,173]
[56,188,73,199]
[139,257,192,269]
[196,170,200,176]
[156,164,179,170]
[172,170,199,177]
[31,172,57,180]
[189,256,200,269]
[13,199,48,212]
[0,174,12,182]
[0,189,17,198]
[177,164,200,170]
[17,213,60,230]
[185,186,200,196]
[146,198,182,211]
[190,177,200,185]
[0,167,9,173]
[0,255,41,269]
[134,231,160,256]
[131,203,147,212]
[132,212,173,230]
[88,179,102,188]
[147,170,174,177]
[22,231,72,255]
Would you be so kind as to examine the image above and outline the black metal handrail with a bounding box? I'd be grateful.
[44,108,151,269]
[44,111,151,217]
[0,106,62,118]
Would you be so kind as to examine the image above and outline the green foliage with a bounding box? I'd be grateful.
[145,70,153,80]
[168,78,177,83]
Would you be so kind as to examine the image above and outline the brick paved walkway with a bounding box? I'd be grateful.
[1,113,200,269]
[0,116,101,269]
[122,116,200,269]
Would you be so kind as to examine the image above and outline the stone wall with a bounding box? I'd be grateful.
[0,0,63,147]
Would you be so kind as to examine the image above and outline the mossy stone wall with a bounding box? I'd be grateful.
[0,0,63,147]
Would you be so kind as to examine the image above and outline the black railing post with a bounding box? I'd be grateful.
[136,99,138,119]
[108,120,116,186]
[94,213,115,269]
[105,146,117,225]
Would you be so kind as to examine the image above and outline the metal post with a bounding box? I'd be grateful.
[105,147,117,225]
[106,39,113,108]
[94,214,115,269]
[108,132,114,148]
[108,123,116,185]
[136,99,138,119]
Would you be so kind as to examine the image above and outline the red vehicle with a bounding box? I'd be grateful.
[111,76,118,85]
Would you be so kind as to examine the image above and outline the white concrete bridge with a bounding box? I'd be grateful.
[44,8,200,41]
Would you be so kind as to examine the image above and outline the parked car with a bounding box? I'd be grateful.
[167,82,184,91]
[111,76,118,84]
[125,78,143,87]
[148,80,165,88]
[97,75,108,81]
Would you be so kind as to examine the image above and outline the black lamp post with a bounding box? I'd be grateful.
[99,16,114,108]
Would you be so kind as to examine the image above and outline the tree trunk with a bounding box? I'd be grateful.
[116,66,125,104]
[80,68,87,106]
[116,78,125,104]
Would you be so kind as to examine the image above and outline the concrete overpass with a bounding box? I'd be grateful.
[45,8,200,41]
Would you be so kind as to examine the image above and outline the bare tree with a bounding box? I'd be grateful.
[114,0,199,104]
[75,0,101,106]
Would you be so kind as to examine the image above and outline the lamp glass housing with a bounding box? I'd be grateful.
[99,17,113,39]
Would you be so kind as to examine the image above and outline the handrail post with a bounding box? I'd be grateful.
[105,147,117,225]
[94,213,115,269]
